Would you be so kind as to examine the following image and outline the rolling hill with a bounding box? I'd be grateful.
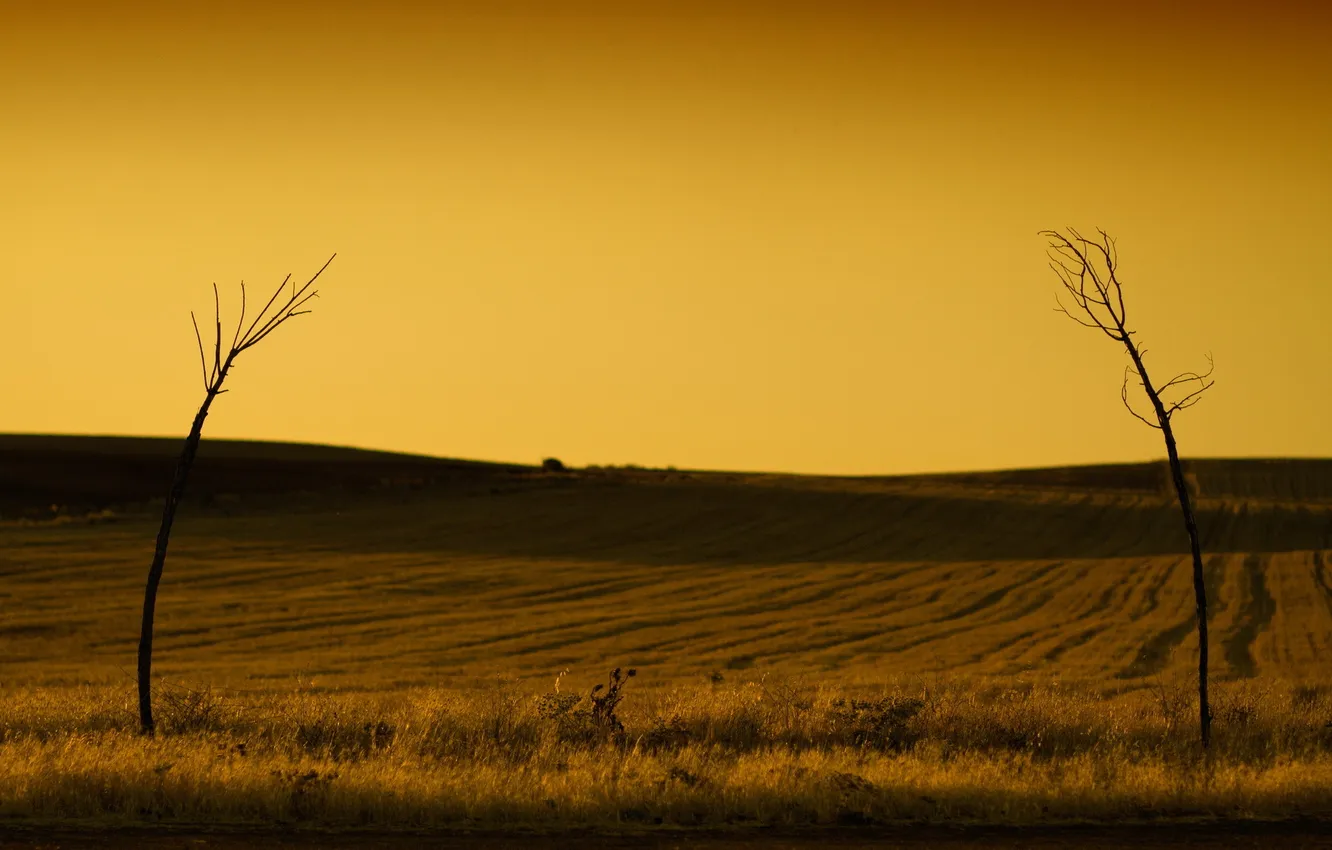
[2,434,1330,691]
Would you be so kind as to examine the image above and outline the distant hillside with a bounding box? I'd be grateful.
[907,458,1332,504]
[3,433,1331,520]
[0,434,530,518]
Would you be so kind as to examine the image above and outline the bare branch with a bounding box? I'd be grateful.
[211,284,223,388]
[230,282,247,355]
[1099,229,1127,323]
[190,312,208,392]
[235,255,335,354]
[1121,367,1162,429]
[238,290,321,351]
[1054,295,1103,328]
[240,273,292,345]
[1044,228,1130,342]
[1166,378,1216,417]
[1158,354,1216,393]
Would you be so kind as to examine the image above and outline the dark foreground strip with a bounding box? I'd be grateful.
[3,822,1332,850]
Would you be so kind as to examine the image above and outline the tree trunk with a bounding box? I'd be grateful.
[137,380,226,735]
[1126,344,1212,749]
[1160,424,1212,748]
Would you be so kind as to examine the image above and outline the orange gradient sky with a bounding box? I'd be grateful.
[3,1,1329,475]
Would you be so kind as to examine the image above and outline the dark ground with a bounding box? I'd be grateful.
[4,823,1332,850]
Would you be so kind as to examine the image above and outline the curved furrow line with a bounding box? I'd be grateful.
[956,629,1041,668]
[501,566,867,637]
[687,568,947,622]
[623,626,742,656]
[744,567,1023,658]
[1313,551,1332,616]
[644,564,991,652]
[494,603,822,661]
[992,562,1121,663]
[1041,624,1107,663]
[166,608,429,650]
[623,571,818,612]
[1222,553,1276,678]
[808,561,1073,661]
[1116,555,1228,679]
[491,574,673,607]
[1048,559,1177,667]
[896,562,1084,655]
[1123,556,1183,622]
[907,565,1006,614]
[1016,560,1160,664]
[932,561,1067,625]
[672,572,942,637]
[423,566,892,661]
[636,624,809,660]
[1058,561,1141,628]
[801,561,1006,622]
[911,565,1004,609]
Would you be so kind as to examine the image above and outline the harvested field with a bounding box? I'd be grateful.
[2,438,1330,689]
[3,436,1332,834]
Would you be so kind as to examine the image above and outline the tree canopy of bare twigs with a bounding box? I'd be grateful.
[137,255,334,735]
[1042,227,1216,749]
[1047,229,1215,428]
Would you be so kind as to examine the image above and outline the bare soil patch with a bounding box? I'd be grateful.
[4,822,1332,849]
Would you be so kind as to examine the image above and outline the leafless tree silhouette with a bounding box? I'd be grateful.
[1041,227,1216,749]
[137,255,334,735]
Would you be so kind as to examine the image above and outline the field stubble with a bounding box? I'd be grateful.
[3,673,1332,830]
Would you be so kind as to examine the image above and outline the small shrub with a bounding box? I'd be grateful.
[828,696,924,751]
[759,676,814,738]
[535,670,582,725]
[536,667,637,746]
[541,457,566,472]
[154,681,230,735]
[587,667,636,732]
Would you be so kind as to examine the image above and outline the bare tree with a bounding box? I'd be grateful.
[1041,228,1215,747]
[137,255,334,735]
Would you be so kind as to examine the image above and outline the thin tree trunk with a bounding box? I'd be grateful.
[136,260,328,735]
[137,374,227,735]
[1126,343,1212,749]
[1159,422,1211,748]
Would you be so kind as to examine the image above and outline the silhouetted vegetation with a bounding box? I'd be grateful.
[138,257,334,735]
[1044,227,1217,748]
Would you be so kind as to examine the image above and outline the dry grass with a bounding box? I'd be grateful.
[3,675,1332,828]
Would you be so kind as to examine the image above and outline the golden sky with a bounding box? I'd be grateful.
[3,0,1329,475]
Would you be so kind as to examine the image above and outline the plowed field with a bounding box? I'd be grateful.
[3,440,1330,691]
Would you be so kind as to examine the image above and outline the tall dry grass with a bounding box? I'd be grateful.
[2,673,1331,829]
